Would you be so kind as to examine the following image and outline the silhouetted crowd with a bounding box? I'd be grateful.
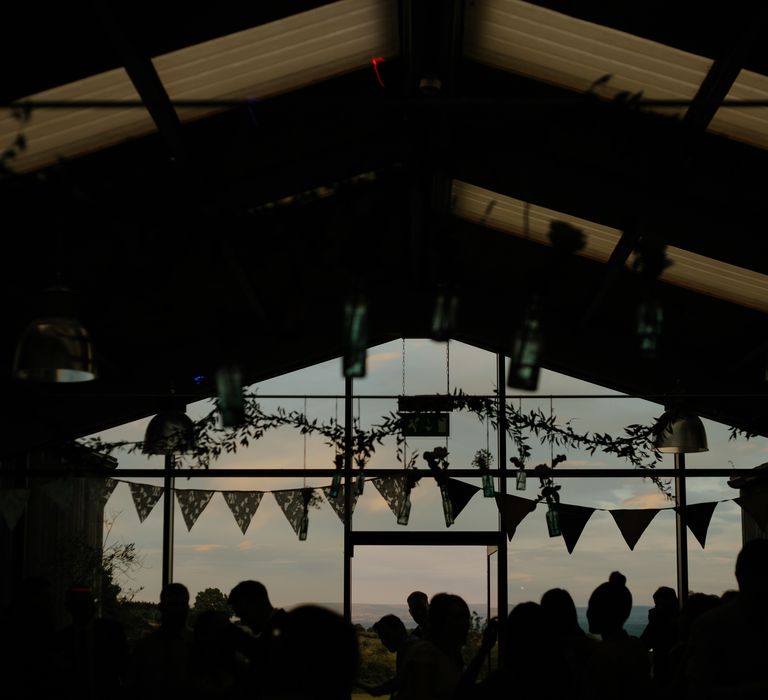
[1,538,766,699]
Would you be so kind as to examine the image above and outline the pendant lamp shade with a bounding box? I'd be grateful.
[654,411,708,453]
[143,409,195,455]
[13,316,96,382]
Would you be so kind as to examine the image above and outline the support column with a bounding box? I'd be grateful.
[496,354,508,663]
[675,452,688,607]
[343,377,354,623]
[161,453,175,589]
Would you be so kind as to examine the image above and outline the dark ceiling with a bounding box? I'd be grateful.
[2,0,768,457]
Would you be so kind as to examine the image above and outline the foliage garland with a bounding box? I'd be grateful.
[80,389,674,497]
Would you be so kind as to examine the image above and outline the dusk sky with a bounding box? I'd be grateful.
[94,339,763,612]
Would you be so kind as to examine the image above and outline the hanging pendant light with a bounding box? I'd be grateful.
[14,286,96,382]
[343,295,368,378]
[653,410,708,454]
[143,409,195,455]
[430,292,459,341]
[215,364,245,427]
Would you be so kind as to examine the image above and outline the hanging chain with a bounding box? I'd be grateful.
[549,396,554,465]
[446,339,450,449]
[402,338,406,396]
[402,338,407,469]
[303,396,308,489]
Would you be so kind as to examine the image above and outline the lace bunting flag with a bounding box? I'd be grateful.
[0,489,29,530]
[129,482,164,523]
[222,491,264,535]
[176,490,214,531]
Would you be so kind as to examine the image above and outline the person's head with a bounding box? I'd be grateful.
[407,591,429,629]
[159,582,190,629]
[65,586,96,625]
[229,580,273,631]
[266,605,359,699]
[372,614,407,652]
[540,588,580,635]
[586,571,632,637]
[735,538,768,598]
[679,592,720,641]
[652,586,678,613]
[427,593,470,653]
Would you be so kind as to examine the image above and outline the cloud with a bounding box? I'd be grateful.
[562,459,608,467]
[621,491,669,509]
[367,351,401,367]
[188,544,226,553]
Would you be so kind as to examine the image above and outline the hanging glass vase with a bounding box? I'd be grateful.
[516,469,527,491]
[298,508,309,541]
[440,484,455,526]
[546,504,561,537]
[397,494,412,525]
[216,364,245,427]
[329,470,342,498]
[355,469,365,496]
[481,473,495,498]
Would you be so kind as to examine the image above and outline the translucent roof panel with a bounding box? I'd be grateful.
[451,179,622,263]
[0,68,156,173]
[454,179,768,313]
[154,0,399,123]
[1,0,398,173]
[708,69,768,149]
[464,0,712,117]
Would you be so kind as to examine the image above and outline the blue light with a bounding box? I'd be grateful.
[193,375,206,385]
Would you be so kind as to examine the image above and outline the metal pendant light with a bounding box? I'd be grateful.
[14,315,97,382]
[654,410,708,453]
[143,409,195,455]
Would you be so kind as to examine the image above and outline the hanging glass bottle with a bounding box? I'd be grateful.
[343,296,368,378]
[298,507,309,541]
[216,364,245,427]
[355,468,365,496]
[440,484,455,526]
[396,494,411,526]
[508,297,543,391]
[516,469,527,491]
[546,504,561,537]
[329,470,342,499]
[482,473,495,498]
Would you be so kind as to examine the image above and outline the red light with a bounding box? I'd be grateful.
[371,56,385,88]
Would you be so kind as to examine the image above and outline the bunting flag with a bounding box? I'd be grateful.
[610,509,660,550]
[322,484,359,522]
[40,478,76,510]
[176,490,214,531]
[0,489,29,530]
[222,491,264,535]
[441,479,481,527]
[557,503,595,554]
[90,477,119,507]
[373,476,409,521]
[129,482,164,523]
[274,489,312,537]
[678,501,718,548]
[735,494,768,533]
[495,493,537,541]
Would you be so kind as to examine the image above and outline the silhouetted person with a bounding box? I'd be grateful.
[397,593,469,699]
[407,590,429,638]
[359,614,416,697]
[129,582,193,698]
[686,539,768,699]
[582,571,650,700]
[641,585,678,687]
[52,585,129,700]
[541,587,595,693]
[0,577,57,698]
[228,580,285,638]
[262,604,359,699]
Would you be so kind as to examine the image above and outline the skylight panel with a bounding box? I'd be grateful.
[708,69,768,149]
[464,0,712,117]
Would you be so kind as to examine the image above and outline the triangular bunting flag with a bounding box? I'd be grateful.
[40,478,76,511]
[274,489,311,537]
[678,501,718,548]
[373,476,409,521]
[441,479,481,527]
[129,482,164,523]
[90,478,119,507]
[495,493,536,541]
[735,493,768,533]
[176,490,214,532]
[222,491,264,535]
[557,503,595,554]
[610,509,660,550]
[0,489,29,530]
[322,484,359,522]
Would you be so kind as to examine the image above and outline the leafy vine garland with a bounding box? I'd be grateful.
[80,389,676,497]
